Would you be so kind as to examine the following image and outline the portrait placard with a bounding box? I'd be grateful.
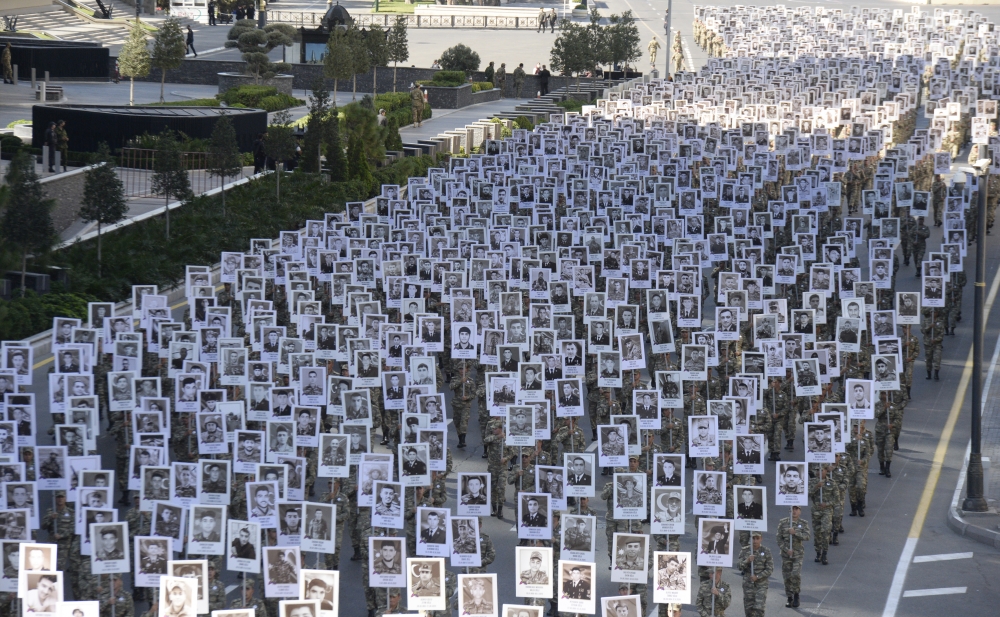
[406,558,446,611]
[695,518,733,568]
[89,521,130,574]
[299,570,339,617]
[135,536,170,587]
[450,517,481,568]
[652,552,691,605]
[226,520,260,574]
[457,473,491,517]
[559,516,595,563]
[167,560,208,613]
[458,574,498,617]
[556,560,594,615]
[733,486,767,532]
[775,463,808,507]
[563,453,595,498]
[263,546,300,598]
[369,537,406,588]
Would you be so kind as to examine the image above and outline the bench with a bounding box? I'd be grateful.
[36,85,64,102]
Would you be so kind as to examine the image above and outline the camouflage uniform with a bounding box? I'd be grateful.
[41,499,75,570]
[695,573,732,617]
[208,572,227,612]
[846,423,874,516]
[482,418,508,517]
[98,581,134,617]
[809,469,838,564]
[229,582,268,617]
[910,219,930,271]
[450,368,476,447]
[921,308,945,378]
[764,381,792,458]
[468,531,496,574]
[736,540,773,617]
[946,271,966,333]
[775,514,811,606]
[875,398,902,476]
[829,455,851,538]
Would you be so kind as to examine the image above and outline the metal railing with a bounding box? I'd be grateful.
[265,10,542,29]
[117,148,253,198]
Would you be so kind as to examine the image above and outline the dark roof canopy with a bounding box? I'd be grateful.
[321,2,352,31]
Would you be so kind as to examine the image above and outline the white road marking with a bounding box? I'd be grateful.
[902,587,967,598]
[586,440,598,452]
[882,259,1000,617]
[912,552,974,563]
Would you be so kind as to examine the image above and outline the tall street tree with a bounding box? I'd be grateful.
[207,114,243,216]
[324,26,354,100]
[263,110,297,200]
[118,19,151,106]
[550,20,594,91]
[387,15,409,92]
[150,128,192,239]
[0,151,56,296]
[150,17,186,103]
[366,23,389,100]
[79,143,128,278]
[349,26,369,101]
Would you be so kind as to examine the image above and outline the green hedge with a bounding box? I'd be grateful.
[471,82,496,93]
[0,291,100,343]
[146,85,305,113]
[41,154,442,303]
[357,93,432,129]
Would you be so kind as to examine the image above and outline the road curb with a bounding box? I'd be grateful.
[946,442,1000,549]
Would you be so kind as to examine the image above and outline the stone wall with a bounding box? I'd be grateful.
[217,72,294,95]
[40,164,97,235]
[118,58,577,99]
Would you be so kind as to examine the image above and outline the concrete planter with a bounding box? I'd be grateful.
[423,83,502,109]
[571,8,588,17]
[217,73,294,96]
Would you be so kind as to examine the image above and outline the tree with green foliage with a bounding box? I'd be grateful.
[0,151,56,296]
[340,103,384,168]
[324,26,354,99]
[302,82,330,174]
[150,128,192,239]
[349,27,369,101]
[150,17,186,103]
[224,20,297,84]
[384,115,402,151]
[365,23,390,101]
[346,132,373,193]
[79,143,128,279]
[550,20,595,91]
[325,107,346,182]
[207,114,242,216]
[387,15,409,92]
[606,11,641,73]
[264,110,297,200]
[586,8,608,78]
[439,43,480,75]
[118,20,151,106]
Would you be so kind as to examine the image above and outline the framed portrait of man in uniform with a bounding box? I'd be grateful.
[406,558,446,611]
[609,533,648,584]
[369,537,405,589]
[652,552,691,605]
[89,521,129,574]
[458,574,498,617]
[556,561,594,615]
[227,520,261,574]
[298,570,339,617]
[263,547,300,598]
[733,486,767,532]
[696,518,733,568]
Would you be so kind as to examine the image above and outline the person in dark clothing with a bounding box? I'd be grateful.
[235,4,245,19]
[246,4,254,20]
[252,133,265,174]
[43,121,57,172]
[186,25,196,57]
[208,0,216,25]
[538,65,551,96]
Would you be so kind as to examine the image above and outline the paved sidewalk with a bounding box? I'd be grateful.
[947,345,1000,548]
[397,97,534,142]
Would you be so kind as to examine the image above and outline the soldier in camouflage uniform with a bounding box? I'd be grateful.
[946,270,966,334]
[468,518,495,574]
[875,395,901,478]
[601,456,644,561]
[41,491,74,570]
[847,420,874,517]
[695,568,731,617]
[483,418,508,518]
[765,378,792,460]
[229,578,268,617]
[775,505,811,608]
[922,308,945,381]
[900,214,916,266]
[737,532,773,617]
[450,366,476,448]
[910,218,930,274]
[829,453,851,540]
[207,565,227,612]
[809,465,838,565]
[99,576,134,617]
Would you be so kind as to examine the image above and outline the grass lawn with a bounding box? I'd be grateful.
[373,1,434,14]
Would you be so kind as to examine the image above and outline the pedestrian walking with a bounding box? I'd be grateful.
[537,64,550,97]
[208,0,217,25]
[43,121,57,172]
[2,42,12,84]
[186,25,197,57]
[737,533,772,617]
[495,62,506,96]
[537,8,546,32]
[410,82,425,127]
[549,9,557,32]
[484,61,495,85]
[512,63,525,97]
[56,119,69,172]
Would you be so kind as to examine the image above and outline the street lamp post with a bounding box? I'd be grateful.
[663,0,672,78]
[963,143,990,513]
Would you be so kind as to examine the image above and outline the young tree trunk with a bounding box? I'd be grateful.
[19,251,26,298]
[393,62,398,92]
[373,66,377,101]
[97,222,103,279]
[276,162,281,200]
[165,192,171,238]
[352,75,357,100]
[130,77,135,106]
[221,176,226,217]
[160,69,166,103]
